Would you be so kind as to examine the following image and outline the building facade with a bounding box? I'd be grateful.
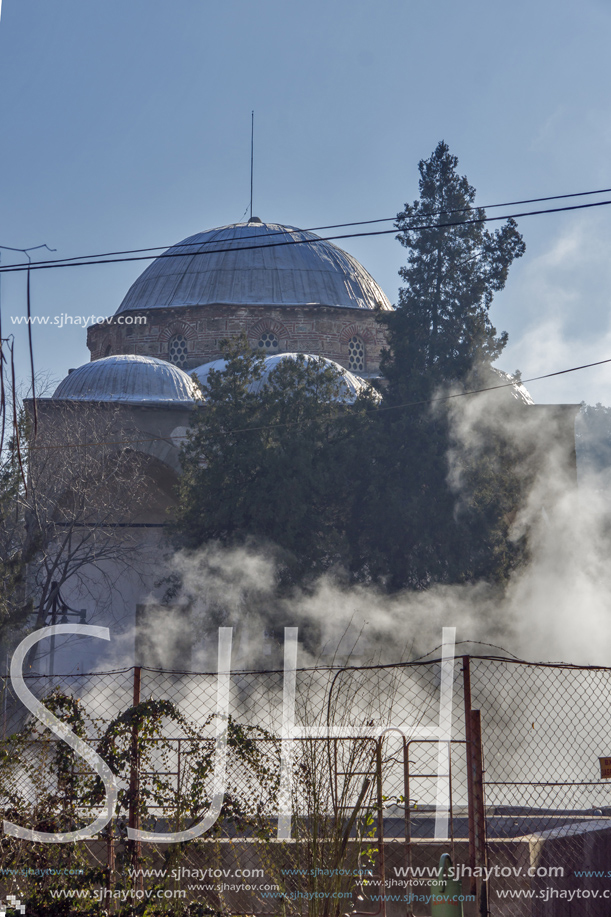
[31,216,579,675]
[86,219,392,378]
[35,217,395,674]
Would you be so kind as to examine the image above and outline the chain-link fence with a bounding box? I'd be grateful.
[0,656,610,915]
[469,658,611,917]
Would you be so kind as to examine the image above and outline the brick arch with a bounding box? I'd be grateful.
[159,320,197,343]
[339,323,375,346]
[248,317,290,344]
[91,336,114,360]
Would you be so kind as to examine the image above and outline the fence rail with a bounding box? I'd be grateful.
[1,655,611,916]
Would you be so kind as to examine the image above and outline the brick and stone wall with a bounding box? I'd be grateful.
[86,303,389,377]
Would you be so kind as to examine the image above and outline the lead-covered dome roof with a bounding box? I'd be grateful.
[52,355,198,404]
[116,220,393,314]
[192,353,376,404]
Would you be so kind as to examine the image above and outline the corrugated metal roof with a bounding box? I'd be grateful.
[192,353,377,404]
[52,355,199,404]
[116,221,393,314]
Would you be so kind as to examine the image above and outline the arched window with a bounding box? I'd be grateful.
[257,330,280,354]
[103,344,112,357]
[168,334,188,367]
[348,335,365,372]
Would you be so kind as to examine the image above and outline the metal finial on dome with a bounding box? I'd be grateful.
[250,110,254,221]
[248,216,262,223]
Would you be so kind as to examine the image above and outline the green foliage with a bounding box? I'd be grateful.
[0,689,282,915]
[173,145,529,592]
[0,683,386,916]
[0,690,106,915]
[358,141,527,588]
[175,336,376,585]
[382,139,525,394]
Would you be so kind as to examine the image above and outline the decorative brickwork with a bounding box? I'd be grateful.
[247,317,290,351]
[158,320,198,344]
[338,322,376,345]
[87,303,389,376]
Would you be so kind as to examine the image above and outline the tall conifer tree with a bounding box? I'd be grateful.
[353,142,526,589]
[382,140,524,397]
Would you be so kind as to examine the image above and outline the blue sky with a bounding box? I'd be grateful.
[1,0,611,404]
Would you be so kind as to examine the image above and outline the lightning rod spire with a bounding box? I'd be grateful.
[249,111,254,221]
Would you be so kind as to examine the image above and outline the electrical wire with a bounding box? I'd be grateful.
[411,641,522,662]
[0,244,55,446]
[26,266,37,434]
[4,183,611,268]
[2,192,611,275]
[4,191,610,460]
[8,340,27,493]
[28,354,609,451]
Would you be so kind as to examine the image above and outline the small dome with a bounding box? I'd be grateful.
[191,359,228,385]
[192,353,376,404]
[115,221,393,314]
[52,355,199,404]
[491,368,534,405]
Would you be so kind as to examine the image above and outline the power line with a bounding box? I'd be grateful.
[7,184,611,268]
[2,191,611,275]
[0,243,56,456]
[376,357,607,412]
[28,354,607,451]
[195,356,608,435]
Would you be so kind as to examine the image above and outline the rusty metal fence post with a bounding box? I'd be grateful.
[376,738,387,917]
[128,665,142,893]
[105,800,115,902]
[463,656,488,916]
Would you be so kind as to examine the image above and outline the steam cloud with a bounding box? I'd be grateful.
[117,386,611,673]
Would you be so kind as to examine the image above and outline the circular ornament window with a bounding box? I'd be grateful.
[257,331,279,353]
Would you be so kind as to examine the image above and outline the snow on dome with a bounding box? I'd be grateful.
[491,368,534,405]
[115,222,393,314]
[52,355,199,404]
[192,353,376,404]
[191,359,229,386]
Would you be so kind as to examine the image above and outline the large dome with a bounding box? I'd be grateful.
[116,220,393,314]
[53,355,199,404]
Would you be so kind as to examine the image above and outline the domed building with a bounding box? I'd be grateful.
[86,218,392,378]
[30,215,579,674]
[53,354,200,404]
[33,218,395,673]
